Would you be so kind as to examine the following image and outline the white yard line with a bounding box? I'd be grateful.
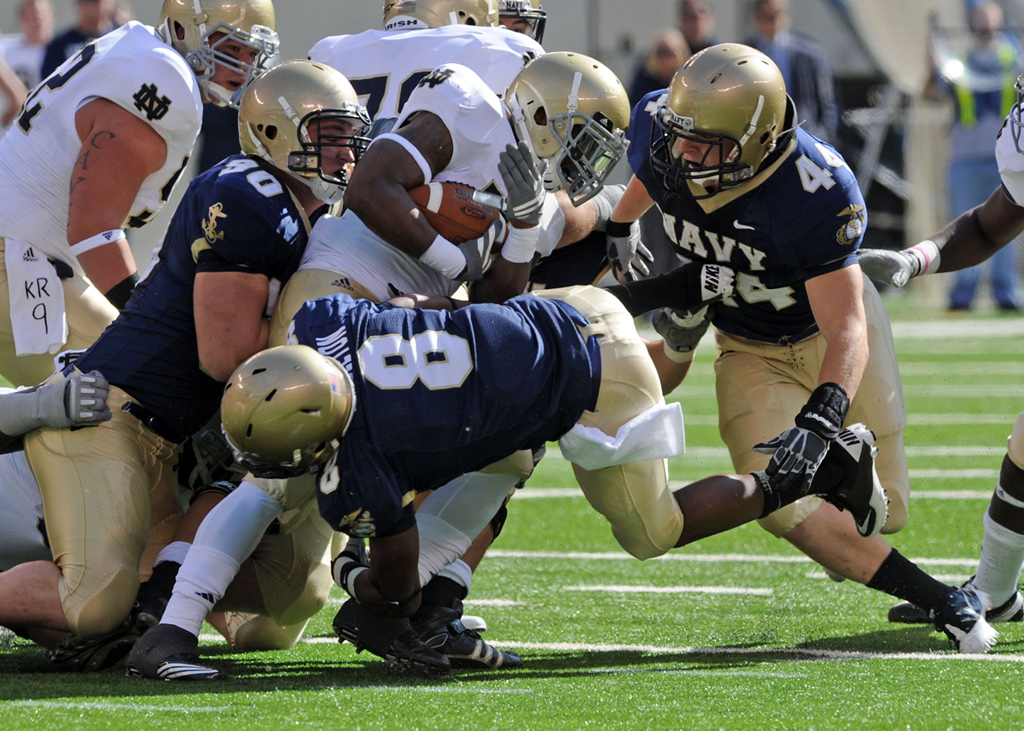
[519,487,996,499]
[7,700,227,713]
[566,585,772,596]
[484,549,977,568]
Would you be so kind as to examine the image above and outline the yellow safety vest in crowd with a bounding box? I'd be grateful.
[954,41,1019,128]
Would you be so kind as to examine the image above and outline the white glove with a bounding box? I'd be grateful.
[858,241,938,288]
[454,219,505,282]
[0,370,111,436]
[605,220,653,282]
[498,140,546,227]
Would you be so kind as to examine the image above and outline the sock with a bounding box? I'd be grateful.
[421,574,469,610]
[160,545,241,636]
[866,548,951,612]
[973,507,1024,606]
[153,540,190,567]
[145,558,181,596]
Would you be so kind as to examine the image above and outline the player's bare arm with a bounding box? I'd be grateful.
[194,271,271,382]
[934,186,1024,271]
[351,527,423,618]
[805,265,868,398]
[344,111,454,259]
[70,98,167,296]
[610,175,656,223]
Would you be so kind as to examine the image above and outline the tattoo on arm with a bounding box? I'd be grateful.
[68,129,116,213]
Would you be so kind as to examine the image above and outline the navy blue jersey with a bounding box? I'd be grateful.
[628,90,866,343]
[290,293,599,538]
[77,155,311,437]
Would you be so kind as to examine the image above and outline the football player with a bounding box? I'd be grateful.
[0,0,278,388]
[498,0,546,43]
[0,60,370,661]
[606,43,997,653]
[125,281,886,679]
[860,75,1024,629]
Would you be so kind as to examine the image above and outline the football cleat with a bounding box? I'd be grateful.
[934,586,999,654]
[333,599,450,677]
[411,602,522,670]
[124,624,227,681]
[47,616,141,672]
[889,576,1024,625]
[812,423,889,538]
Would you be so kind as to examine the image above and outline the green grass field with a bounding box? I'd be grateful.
[1,298,1022,731]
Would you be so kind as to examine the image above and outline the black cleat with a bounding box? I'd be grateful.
[890,576,1024,625]
[124,624,226,681]
[934,586,998,654]
[333,599,450,677]
[47,616,141,672]
[812,423,889,538]
[411,601,522,670]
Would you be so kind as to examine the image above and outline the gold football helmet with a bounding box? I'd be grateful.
[238,60,371,205]
[650,43,789,199]
[158,0,279,107]
[222,345,356,478]
[498,0,546,43]
[383,0,499,30]
[506,52,630,205]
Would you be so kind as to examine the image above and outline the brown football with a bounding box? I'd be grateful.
[408,181,504,245]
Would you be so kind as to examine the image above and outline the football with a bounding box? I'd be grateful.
[408,181,504,244]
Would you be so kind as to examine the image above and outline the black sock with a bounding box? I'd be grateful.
[420,575,467,609]
[866,548,951,611]
[146,560,181,593]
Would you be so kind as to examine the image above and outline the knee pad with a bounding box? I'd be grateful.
[1008,412,1024,471]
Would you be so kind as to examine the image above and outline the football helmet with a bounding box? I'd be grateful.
[238,60,371,205]
[650,43,788,200]
[498,0,546,44]
[221,345,356,479]
[1011,74,1024,154]
[383,0,499,30]
[506,52,630,205]
[157,0,279,107]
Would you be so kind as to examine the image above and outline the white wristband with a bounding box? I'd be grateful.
[500,224,539,264]
[908,239,941,276]
[662,339,696,364]
[69,229,126,257]
[419,235,467,279]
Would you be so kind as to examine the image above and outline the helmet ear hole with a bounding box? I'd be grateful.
[174,21,186,41]
[533,107,547,126]
[264,125,278,141]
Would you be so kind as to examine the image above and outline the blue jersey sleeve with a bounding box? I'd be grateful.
[193,157,308,277]
[626,89,666,177]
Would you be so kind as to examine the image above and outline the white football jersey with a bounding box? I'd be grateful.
[300,63,516,299]
[308,25,543,121]
[0,448,49,571]
[0,22,202,274]
[996,115,1024,205]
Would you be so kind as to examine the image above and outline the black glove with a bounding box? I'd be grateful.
[753,382,850,497]
[652,306,712,363]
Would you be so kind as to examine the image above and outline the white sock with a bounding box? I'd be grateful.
[417,514,473,587]
[973,507,1024,606]
[160,545,242,636]
[153,540,190,566]
[437,558,473,594]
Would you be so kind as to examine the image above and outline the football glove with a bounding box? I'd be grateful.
[652,306,712,363]
[0,370,111,436]
[498,140,546,227]
[753,382,850,497]
[858,241,939,288]
[605,219,654,282]
[454,219,505,282]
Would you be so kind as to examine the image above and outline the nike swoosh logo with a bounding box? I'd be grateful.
[733,220,755,230]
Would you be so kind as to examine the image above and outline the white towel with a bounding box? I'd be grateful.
[4,238,67,356]
[558,401,687,470]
